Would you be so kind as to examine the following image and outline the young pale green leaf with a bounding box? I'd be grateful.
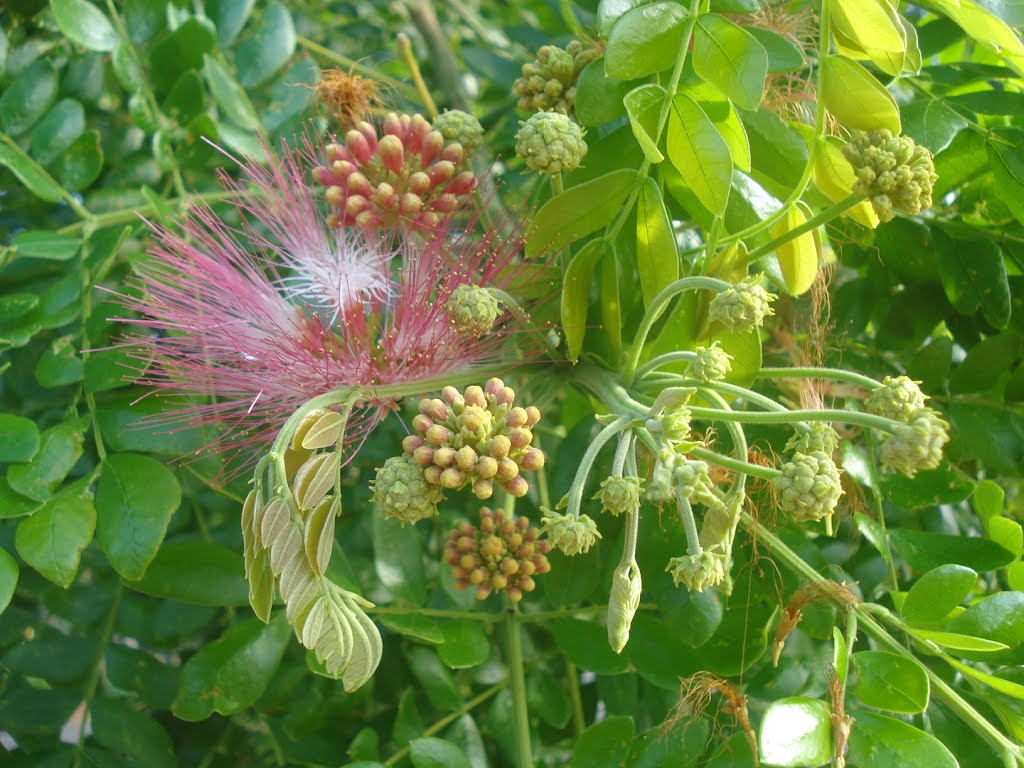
[173,615,292,720]
[771,204,819,296]
[667,94,732,215]
[605,2,690,79]
[831,0,906,53]
[15,486,95,588]
[934,0,1024,76]
[569,716,634,768]
[624,84,665,163]
[758,697,832,767]
[526,169,638,258]
[561,239,607,362]
[437,620,490,669]
[636,178,678,309]
[910,627,1010,652]
[90,698,176,768]
[50,0,118,52]
[901,564,977,624]
[0,547,18,615]
[410,738,471,768]
[600,245,622,364]
[7,419,86,503]
[30,99,85,165]
[820,55,901,133]
[128,540,250,606]
[235,2,296,88]
[943,656,1024,699]
[848,711,958,768]
[0,414,40,463]
[0,59,58,136]
[693,14,768,111]
[96,454,182,581]
[973,479,1005,523]
[852,650,930,713]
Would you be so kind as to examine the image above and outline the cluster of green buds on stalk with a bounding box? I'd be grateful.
[551,272,951,654]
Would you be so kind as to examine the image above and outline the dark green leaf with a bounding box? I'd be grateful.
[149,18,216,93]
[124,0,166,43]
[0,59,58,136]
[235,2,295,88]
[11,230,80,261]
[550,618,630,674]
[90,698,176,768]
[693,14,768,111]
[410,738,471,768]
[56,129,103,191]
[758,697,832,767]
[605,2,690,80]
[372,513,426,604]
[748,27,805,72]
[881,469,974,509]
[575,59,635,126]
[15,485,95,587]
[938,235,1010,330]
[0,547,18,615]
[569,715,634,768]
[105,645,180,710]
[50,0,117,52]
[852,650,930,713]
[848,710,958,768]
[902,96,967,154]
[949,333,1018,393]
[377,613,444,644]
[406,645,462,710]
[989,128,1024,227]
[437,619,490,668]
[209,0,256,45]
[0,414,40,463]
[7,419,86,502]
[35,335,84,388]
[890,529,1016,573]
[30,99,85,165]
[127,540,249,606]
[901,564,977,624]
[562,239,607,362]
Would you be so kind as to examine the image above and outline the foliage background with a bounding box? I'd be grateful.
[2,0,1024,767]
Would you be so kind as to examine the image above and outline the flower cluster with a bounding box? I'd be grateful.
[865,376,927,423]
[594,476,644,516]
[667,550,727,592]
[773,451,843,522]
[371,454,444,525]
[445,284,501,336]
[843,129,937,223]
[541,508,602,555]
[880,408,950,477]
[692,342,733,383]
[648,452,724,509]
[445,507,551,601]
[515,112,588,175]
[403,379,544,499]
[312,112,477,231]
[513,41,597,115]
[785,422,840,456]
[432,109,485,152]
[708,275,777,332]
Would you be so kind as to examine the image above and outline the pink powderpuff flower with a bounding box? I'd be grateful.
[114,136,554,475]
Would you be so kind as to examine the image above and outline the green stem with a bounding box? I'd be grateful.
[56,190,239,235]
[505,601,533,768]
[677,494,703,555]
[690,446,781,480]
[368,606,503,621]
[72,584,122,768]
[635,351,698,379]
[756,366,882,390]
[297,36,418,97]
[688,405,899,433]
[565,416,633,517]
[566,661,586,737]
[610,430,634,477]
[866,431,901,590]
[745,194,864,263]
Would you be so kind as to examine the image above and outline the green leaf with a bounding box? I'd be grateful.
[173,615,291,720]
[749,27,806,72]
[693,14,768,111]
[990,515,1023,558]
[84,348,137,393]
[948,591,1024,649]
[0,59,59,136]
[758,697,833,767]
[0,414,40,463]
[831,0,906,53]
[601,245,623,363]
[15,485,96,587]
[848,710,958,768]
[561,239,607,362]
[96,454,181,581]
[852,650,930,713]
[902,97,968,154]
[569,715,634,768]
[105,645,180,710]
[203,54,260,131]
[372,513,426,604]
[149,18,216,92]
[901,564,977,624]
[771,204,819,296]
[0,292,39,323]
[624,84,665,163]
[973,479,1005,523]
[50,0,117,52]
[90,698,176,768]
[667,93,732,215]
[209,0,256,45]
[0,478,39,519]
[550,618,631,674]
[235,2,296,88]
[437,619,490,668]
[377,613,444,644]
[881,469,974,509]
[988,128,1024,227]
[938,235,1010,330]
[636,178,679,309]
[56,129,103,191]
[127,540,249,606]
[910,627,1010,652]
[820,55,901,133]
[7,419,86,503]
[605,2,690,80]
[891,529,1016,573]
[526,168,638,258]
[35,335,84,388]
[0,135,65,201]
[11,231,81,261]
[406,646,462,710]
[410,738,471,768]
[0,547,18,615]
[597,0,650,35]
[30,99,85,166]
[528,672,572,728]
[945,655,1024,699]
[575,59,635,126]
[949,333,1018,393]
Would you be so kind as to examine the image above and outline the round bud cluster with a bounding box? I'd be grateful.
[431,109,485,152]
[402,379,544,500]
[692,342,734,383]
[513,41,598,115]
[708,275,777,332]
[879,408,950,477]
[785,422,840,456]
[773,451,843,523]
[540,509,602,556]
[445,284,501,336]
[312,112,477,231]
[515,112,588,175]
[667,550,727,592]
[648,452,723,509]
[646,402,693,445]
[865,376,927,423]
[842,130,937,223]
[444,508,551,601]
[371,454,444,525]
[594,476,644,516]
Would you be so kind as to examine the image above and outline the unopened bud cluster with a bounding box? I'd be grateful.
[843,130,937,223]
[432,109,485,152]
[371,454,444,525]
[313,112,477,231]
[773,451,843,522]
[513,41,598,115]
[708,275,777,332]
[515,112,588,175]
[692,342,733,383]
[865,376,927,423]
[785,422,840,456]
[594,476,644,516]
[445,284,501,335]
[880,408,949,477]
[648,451,723,509]
[667,550,727,592]
[541,508,602,556]
[403,379,544,499]
[445,507,551,601]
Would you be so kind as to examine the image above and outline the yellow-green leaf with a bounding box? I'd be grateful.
[820,55,901,133]
[636,178,679,308]
[666,94,732,215]
[771,204,819,296]
[831,0,906,54]
[693,14,768,111]
[562,239,608,362]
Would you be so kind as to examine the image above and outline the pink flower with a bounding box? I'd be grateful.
[114,135,552,472]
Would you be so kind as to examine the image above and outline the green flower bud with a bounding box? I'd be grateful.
[708,275,777,332]
[646,452,724,510]
[541,509,601,556]
[594,476,644,516]
[607,559,642,654]
[515,112,587,175]
[371,455,443,525]
[773,451,843,523]
[843,130,937,223]
[879,407,949,477]
[667,550,727,592]
[432,109,485,152]
[785,422,840,456]
[445,284,501,335]
[865,376,927,423]
[513,41,597,115]
[692,341,734,383]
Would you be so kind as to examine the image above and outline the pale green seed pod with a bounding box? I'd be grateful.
[865,375,928,423]
[432,109,485,152]
[371,455,443,525]
[541,509,601,556]
[708,275,777,332]
[607,559,642,654]
[594,476,644,516]
[692,341,733,383]
[773,451,844,523]
[445,283,502,335]
[515,111,587,174]
[879,407,950,477]
[667,550,727,592]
